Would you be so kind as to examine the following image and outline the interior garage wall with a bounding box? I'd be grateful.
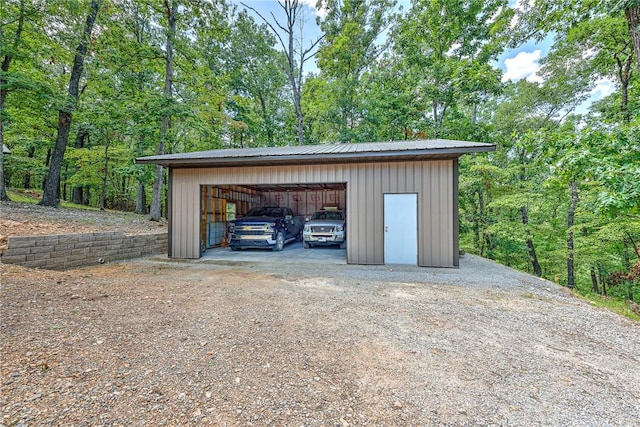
[169,159,457,267]
[258,191,346,218]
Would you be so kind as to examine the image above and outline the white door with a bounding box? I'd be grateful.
[384,193,418,265]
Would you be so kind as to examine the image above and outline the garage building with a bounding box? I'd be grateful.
[136,139,495,267]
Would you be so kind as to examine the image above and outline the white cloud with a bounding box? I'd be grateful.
[502,50,543,83]
[590,79,615,98]
[445,42,462,57]
[301,0,327,18]
[582,47,598,60]
[573,79,616,115]
[511,0,534,11]
[509,0,535,27]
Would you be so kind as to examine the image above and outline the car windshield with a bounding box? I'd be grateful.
[246,207,283,217]
[311,211,343,220]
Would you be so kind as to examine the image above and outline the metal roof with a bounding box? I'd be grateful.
[135,139,495,168]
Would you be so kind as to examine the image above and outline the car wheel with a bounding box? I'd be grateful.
[303,241,310,249]
[230,246,241,251]
[273,231,284,251]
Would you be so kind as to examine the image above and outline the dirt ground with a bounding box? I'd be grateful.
[2,257,640,426]
[1,201,639,426]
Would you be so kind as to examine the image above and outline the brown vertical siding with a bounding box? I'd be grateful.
[170,159,456,267]
[452,159,460,267]
[167,169,173,257]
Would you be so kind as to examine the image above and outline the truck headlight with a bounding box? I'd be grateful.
[303,225,310,232]
[336,225,344,232]
[228,223,235,233]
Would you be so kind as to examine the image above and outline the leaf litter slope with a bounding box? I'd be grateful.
[0,201,166,251]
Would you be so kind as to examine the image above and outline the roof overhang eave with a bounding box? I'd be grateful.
[135,145,496,168]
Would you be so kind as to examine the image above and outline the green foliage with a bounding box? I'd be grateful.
[390,0,511,138]
[2,0,639,312]
[575,292,640,321]
[309,0,397,142]
[7,188,97,210]
[6,189,39,204]
[221,10,291,147]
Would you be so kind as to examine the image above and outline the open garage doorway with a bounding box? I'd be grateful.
[199,183,347,260]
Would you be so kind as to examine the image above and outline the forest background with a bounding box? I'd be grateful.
[1,0,639,308]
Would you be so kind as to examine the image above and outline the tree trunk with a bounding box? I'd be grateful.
[614,49,633,121]
[475,187,487,256]
[241,0,324,146]
[522,205,542,277]
[136,179,146,214]
[0,0,27,201]
[567,182,578,289]
[291,72,304,145]
[84,186,91,205]
[432,101,439,136]
[598,265,607,296]
[23,146,35,188]
[623,237,631,270]
[100,139,109,210]
[62,164,68,201]
[0,115,7,201]
[258,95,274,145]
[72,186,84,204]
[287,0,305,145]
[40,0,101,207]
[624,230,640,260]
[620,62,630,121]
[71,128,88,203]
[150,0,176,221]
[626,5,640,77]
[590,267,599,294]
[289,33,304,145]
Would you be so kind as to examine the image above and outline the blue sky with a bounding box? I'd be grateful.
[236,0,544,78]
[498,0,614,113]
[236,0,613,113]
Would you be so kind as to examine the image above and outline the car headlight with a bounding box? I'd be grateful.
[335,225,344,232]
[303,225,310,232]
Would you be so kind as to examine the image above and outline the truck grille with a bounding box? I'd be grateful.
[311,226,334,233]
[235,230,269,236]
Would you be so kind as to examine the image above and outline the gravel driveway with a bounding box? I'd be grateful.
[2,254,639,426]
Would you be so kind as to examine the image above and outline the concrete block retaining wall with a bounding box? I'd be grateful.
[1,232,167,270]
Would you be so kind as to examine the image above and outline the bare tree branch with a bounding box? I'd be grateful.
[240,0,323,145]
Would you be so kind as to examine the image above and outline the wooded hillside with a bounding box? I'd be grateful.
[1,0,639,304]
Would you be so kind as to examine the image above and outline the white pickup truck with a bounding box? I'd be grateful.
[302,209,346,249]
